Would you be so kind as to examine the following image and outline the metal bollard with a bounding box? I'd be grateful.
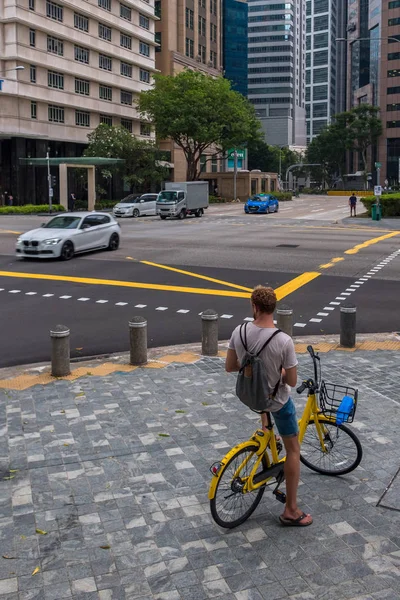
[340,304,356,348]
[129,316,147,365]
[50,324,71,377]
[276,306,293,337]
[201,309,219,356]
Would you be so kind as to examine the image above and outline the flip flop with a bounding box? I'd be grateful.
[279,512,313,527]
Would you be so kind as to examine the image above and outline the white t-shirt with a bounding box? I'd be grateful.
[228,323,298,412]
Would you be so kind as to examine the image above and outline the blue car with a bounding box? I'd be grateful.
[244,194,279,214]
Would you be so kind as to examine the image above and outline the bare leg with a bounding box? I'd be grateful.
[281,435,313,524]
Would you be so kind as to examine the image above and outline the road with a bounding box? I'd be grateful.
[0,195,399,367]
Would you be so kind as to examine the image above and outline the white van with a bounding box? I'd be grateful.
[113,193,158,218]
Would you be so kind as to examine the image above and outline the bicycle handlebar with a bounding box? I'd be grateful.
[296,381,307,394]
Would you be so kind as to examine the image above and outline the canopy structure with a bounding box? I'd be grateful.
[19,157,125,210]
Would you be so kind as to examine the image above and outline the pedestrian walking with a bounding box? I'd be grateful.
[68,192,76,212]
[225,285,313,527]
[349,192,357,217]
[7,192,14,207]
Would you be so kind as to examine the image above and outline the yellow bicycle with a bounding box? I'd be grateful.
[209,345,363,528]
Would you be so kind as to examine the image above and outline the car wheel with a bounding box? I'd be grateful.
[266,206,271,214]
[132,209,140,218]
[160,215,167,220]
[275,205,279,213]
[178,210,186,220]
[108,232,120,251]
[60,241,74,261]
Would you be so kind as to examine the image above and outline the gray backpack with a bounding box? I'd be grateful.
[236,323,282,412]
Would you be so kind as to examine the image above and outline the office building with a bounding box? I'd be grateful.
[305,0,348,142]
[248,0,307,147]
[346,0,400,184]
[223,0,248,97]
[155,0,222,180]
[0,0,156,203]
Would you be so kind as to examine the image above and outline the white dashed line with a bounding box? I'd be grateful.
[135,304,147,308]
[25,292,37,296]
[0,289,4,292]
[43,294,54,297]
[78,297,90,302]
[60,295,72,299]
[336,296,346,301]
[156,306,168,311]
[354,281,365,285]
[349,285,360,289]
[324,307,335,311]
[96,300,108,304]
[177,309,190,314]
[341,292,352,296]
[115,302,128,306]
[309,318,322,323]
[330,301,340,306]
[244,317,254,322]
[221,314,233,319]
[294,323,307,328]
[317,312,329,317]
[9,290,21,294]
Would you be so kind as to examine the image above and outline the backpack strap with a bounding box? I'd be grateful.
[239,322,249,352]
[256,328,281,357]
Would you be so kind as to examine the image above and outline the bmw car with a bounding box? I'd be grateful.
[16,212,121,261]
[244,194,279,214]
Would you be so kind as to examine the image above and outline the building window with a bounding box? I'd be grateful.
[387,120,400,128]
[198,16,206,37]
[120,33,132,49]
[29,29,36,47]
[186,8,194,30]
[76,110,90,127]
[99,23,112,41]
[139,42,150,56]
[46,1,63,22]
[120,3,131,20]
[74,13,89,32]
[211,157,218,173]
[389,52,400,61]
[140,68,150,83]
[388,86,400,95]
[185,38,194,58]
[121,62,132,77]
[30,65,36,83]
[210,50,217,69]
[139,14,150,29]
[389,0,400,7]
[155,32,161,51]
[155,0,161,18]
[121,90,133,105]
[199,0,205,8]
[48,70,64,90]
[99,54,112,71]
[198,44,206,64]
[387,103,400,111]
[29,0,35,10]
[121,118,132,132]
[210,23,217,43]
[75,45,90,64]
[98,0,111,10]
[48,104,64,123]
[99,85,112,101]
[140,122,151,136]
[75,78,90,96]
[388,69,400,78]
[47,35,64,56]
[31,101,37,119]
[100,114,113,126]
[210,0,216,14]
[388,17,400,26]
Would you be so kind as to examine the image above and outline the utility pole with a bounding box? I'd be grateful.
[47,151,53,214]
[233,149,238,201]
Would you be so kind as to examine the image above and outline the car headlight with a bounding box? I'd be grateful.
[44,238,62,245]
[16,238,23,245]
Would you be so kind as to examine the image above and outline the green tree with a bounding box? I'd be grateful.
[305,125,347,187]
[248,140,302,181]
[138,70,261,181]
[84,124,168,192]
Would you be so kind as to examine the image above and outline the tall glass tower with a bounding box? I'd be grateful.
[223,0,248,97]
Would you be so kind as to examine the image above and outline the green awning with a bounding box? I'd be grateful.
[19,157,125,166]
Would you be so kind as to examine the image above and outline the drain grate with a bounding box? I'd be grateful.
[276,244,299,248]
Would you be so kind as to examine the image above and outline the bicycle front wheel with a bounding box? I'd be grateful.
[300,418,362,476]
[210,445,268,529]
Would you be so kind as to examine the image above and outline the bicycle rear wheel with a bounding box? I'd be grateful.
[210,445,268,529]
[300,418,362,476]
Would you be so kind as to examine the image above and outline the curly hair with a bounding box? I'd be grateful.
[251,285,277,315]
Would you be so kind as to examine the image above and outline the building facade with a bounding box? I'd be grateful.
[223,0,248,97]
[155,0,222,181]
[346,0,400,184]
[0,0,156,204]
[305,0,347,142]
[247,0,307,147]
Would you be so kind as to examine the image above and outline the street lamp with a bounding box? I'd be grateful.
[2,66,25,73]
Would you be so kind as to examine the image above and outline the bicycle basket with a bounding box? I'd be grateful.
[319,382,358,424]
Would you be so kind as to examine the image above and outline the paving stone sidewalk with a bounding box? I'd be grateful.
[1,350,400,600]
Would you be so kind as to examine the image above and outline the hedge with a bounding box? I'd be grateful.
[361,194,400,217]
[0,204,65,215]
[274,192,292,201]
[327,190,375,196]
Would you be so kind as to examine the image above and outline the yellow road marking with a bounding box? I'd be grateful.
[332,257,344,263]
[0,229,22,235]
[275,272,320,300]
[320,263,334,269]
[140,260,252,292]
[345,231,400,255]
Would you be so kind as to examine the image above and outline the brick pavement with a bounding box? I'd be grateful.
[1,350,400,600]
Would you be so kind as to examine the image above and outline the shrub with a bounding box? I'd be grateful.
[274,192,293,201]
[301,187,327,195]
[360,194,400,217]
[95,200,118,210]
[209,196,228,203]
[0,204,65,215]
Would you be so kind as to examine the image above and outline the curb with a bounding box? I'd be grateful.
[1,332,399,391]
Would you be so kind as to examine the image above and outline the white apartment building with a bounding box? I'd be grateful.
[248,0,307,147]
[0,0,156,202]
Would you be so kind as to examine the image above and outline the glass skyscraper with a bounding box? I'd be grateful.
[223,0,248,97]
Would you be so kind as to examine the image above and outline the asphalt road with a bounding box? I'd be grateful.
[0,195,399,367]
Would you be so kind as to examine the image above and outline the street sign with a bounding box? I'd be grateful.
[374,185,382,196]
[375,162,382,169]
[49,188,54,198]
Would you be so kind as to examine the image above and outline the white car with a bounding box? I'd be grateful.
[16,212,121,261]
[113,193,158,218]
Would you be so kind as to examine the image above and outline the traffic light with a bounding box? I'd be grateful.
[51,175,57,187]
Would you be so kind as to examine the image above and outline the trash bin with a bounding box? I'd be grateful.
[376,204,382,221]
[371,204,377,221]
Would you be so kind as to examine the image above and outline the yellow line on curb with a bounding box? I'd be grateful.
[345,231,400,255]
[140,260,253,292]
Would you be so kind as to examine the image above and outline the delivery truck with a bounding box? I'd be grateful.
[156,181,209,220]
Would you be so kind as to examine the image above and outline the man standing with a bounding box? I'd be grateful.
[225,286,313,527]
[349,192,357,217]
[68,192,76,212]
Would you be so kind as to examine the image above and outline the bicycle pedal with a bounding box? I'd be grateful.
[273,490,286,504]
